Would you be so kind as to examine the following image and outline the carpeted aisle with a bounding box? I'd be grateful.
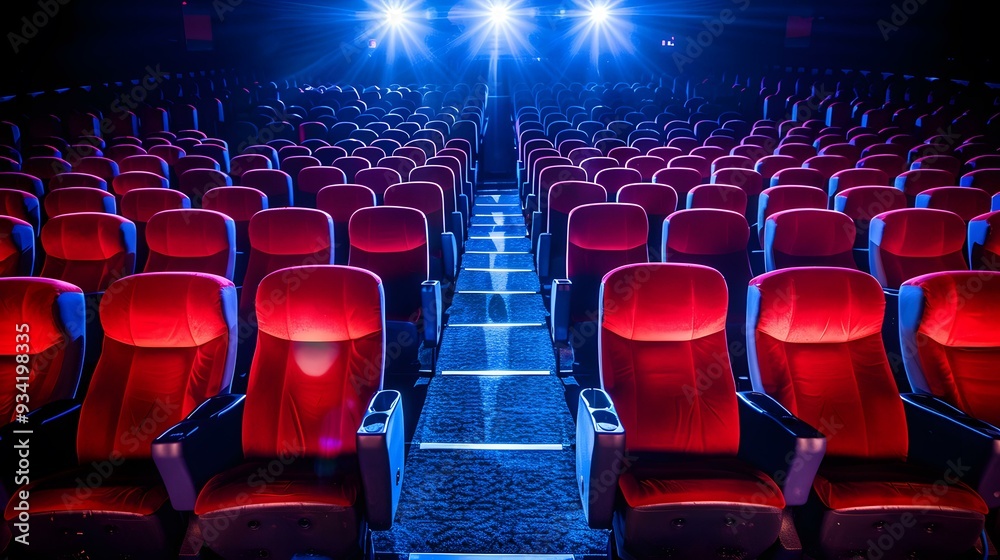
[374,187,608,558]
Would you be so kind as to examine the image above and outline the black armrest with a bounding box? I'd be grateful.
[550,279,571,347]
[152,394,245,511]
[441,232,458,281]
[902,393,1000,508]
[0,399,81,499]
[421,280,442,347]
[536,232,551,279]
[357,390,405,530]
[575,388,626,529]
[736,392,826,506]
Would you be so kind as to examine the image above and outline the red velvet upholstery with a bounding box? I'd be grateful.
[0,188,40,235]
[0,173,44,198]
[242,208,334,321]
[616,183,676,261]
[961,169,1000,196]
[410,165,457,213]
[969,211,1000,272]
[803,154,853,181]
[78,271,236,461]
[241,169,294,208]
[869,208,968,289]
[833,186,907,249]
[580,156,617,181]
[813,462,987,513]
[229,154,272,184]
[201,186,268,253]
[608,146,641,167]
[624,155,667,182]
[601,263,784,558]
[686,183,747,213]
[770,167,825,189]
[544,182,607,281]
[48,172,108,191]
[857,153,907,177]
[0,277,84,422]
[710,155,753,174]
[775,142,817,164]
[385,181,446,265]
[668,154,710,178]
[353,146,386,167]
[393,146,426,167]
[23,156,71,180]
[652,167,701,200]
[539,166,587,215]
[316,184,377,265]
[0,216,33,276]
[40,213,136,292]
[566,203,647,322]
[175,155,221,176]
[601,263,735,453]
[75,157,120,183]
[377,156,416,181]
[333,156,372,183]
[662,208,751,326]
[112,171,169,195]
[828,168,891,197]
[900,271,1000,428]
[144,209,236,279]
[764,208,857,271]
[915,186,991,222]
[754,155,799,184]
[120,154,169,178]
[178,169,231,207]
[750,266,901,454]
[356,167,402,205]
[895,169,956,198]
[756,185,827,244]
[43,186,116,217]
[195,461,358,515]
[911,154,962,177]
[298,166,347,198]
[349,206,428,322]
[103,145,146,164]
[594,168,642,202]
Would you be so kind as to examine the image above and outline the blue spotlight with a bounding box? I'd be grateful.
[489,2,511,27]
[384,5,407,26]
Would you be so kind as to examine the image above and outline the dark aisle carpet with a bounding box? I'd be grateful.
[374,189,608,557]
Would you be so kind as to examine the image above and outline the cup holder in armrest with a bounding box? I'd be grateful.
[368,391,400,414]
[591,410,620,432]
[580,388,613,410]
[362,412,389,433]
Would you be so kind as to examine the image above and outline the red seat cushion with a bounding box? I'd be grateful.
[814,461,988,514]
[5,462,168,518]
[619,458,785,509]
[194,461,359,515]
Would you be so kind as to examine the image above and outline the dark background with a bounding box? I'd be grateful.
[0,0,994,93]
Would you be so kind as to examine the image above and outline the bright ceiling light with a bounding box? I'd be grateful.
[384,6,406,26]
[489,3,510,25]
[589,4,609,24]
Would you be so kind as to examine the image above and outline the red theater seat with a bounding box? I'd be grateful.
[803,154,853,182]
[201,186,268,255]
[378,155,416,182]
[174,154,221,176]
[178,168,231,207]
[4,272,237,560]
[316,184,377,265]
[550,203,647,347]
[0,172,44,198]
[119,155,169,178]
[834,186,907,250]
[763,208,857,271]
[356,167,403,205]
[748,267,988,559]
[756,185,828,245]
[652,167,701,201]
[241,169,294,208]
[537,181,607,284]
[40,213,136,293]
[579,156,617,182]
[576,263,798,559]
[236,208,334,385]
[144,209,236,280]
[156,266,402,559]
[0,216,33,276]
[229,153,272,184]
[48,172,108,191]
[349,206,442,369]
[961,169,1000,196]
[769,166,825,189]
[297,166,347,208]
[0,189,40,236]
[43,186,116,218]
[332,155,371,184]
[914,186,991,223]
[869,208,968,289]
[385,181,458,281]
[895,168,956,202]
[828,167,891,197]
[662,208,751,330]
[968,211,1000,271]
[616,183,676,261]
[687,183,748,214]
[75,157,120,183]
[857,153,907,177]
[112,170,169,196]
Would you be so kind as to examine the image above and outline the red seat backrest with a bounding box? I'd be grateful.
[40,213,136,292]
[144,209,236,279]
[869,208,968,289]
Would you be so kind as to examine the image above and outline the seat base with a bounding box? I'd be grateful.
[196,505,365,560]
[7,506,184,560]
[816,507,986,560]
